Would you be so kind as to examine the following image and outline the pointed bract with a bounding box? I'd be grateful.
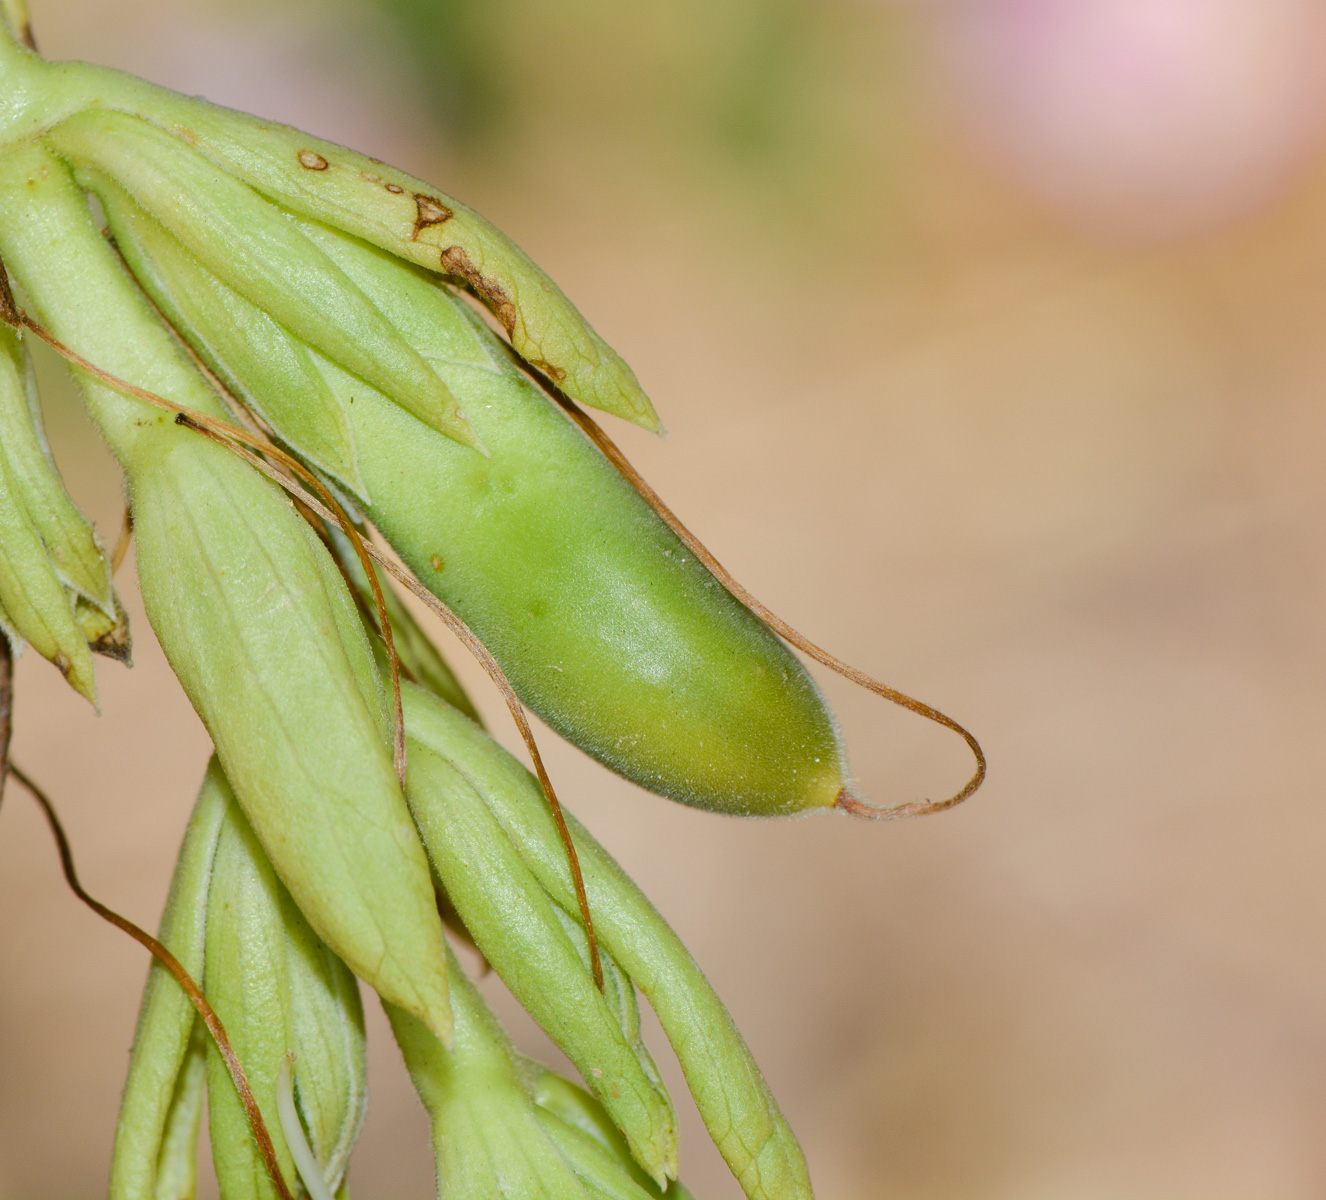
[93,173,368,499]
[403,687,815,1200]
[405,732,678,1184]
[47,109,479,449]
[76,71,662,432]
[204,789,367,1200]
[109,760,228,1200]
[0,322,113,610]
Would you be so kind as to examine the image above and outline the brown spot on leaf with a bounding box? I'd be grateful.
[172,125,198,145]
[53,652,70,678]
[361,171,381,183]
[429,555,444,572]
[385,183,405,195]
[439,245,517,334]
[412,194,453,238]
[530,360,566,383]
[298,150,329,171]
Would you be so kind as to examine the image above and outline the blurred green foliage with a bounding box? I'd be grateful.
[356,0,923,253]
[367,0,832,149]
[364,0,504,140]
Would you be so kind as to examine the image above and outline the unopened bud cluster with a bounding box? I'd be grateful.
[0,5,860,1198]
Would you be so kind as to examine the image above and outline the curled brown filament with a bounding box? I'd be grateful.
[544,386,986,820]
[2,765,296,1200]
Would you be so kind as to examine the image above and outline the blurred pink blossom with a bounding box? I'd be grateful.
[934,0,1326,238]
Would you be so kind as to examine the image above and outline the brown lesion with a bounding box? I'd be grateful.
[412,193,453,238]
[297,150,329,171]
[439,245,517,334]
[89,621,133,665]
[385,182,405,195]
[529,359,566,382]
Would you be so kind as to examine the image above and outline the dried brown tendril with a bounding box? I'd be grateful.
[536,379,987,819]
[0,763,296,1200]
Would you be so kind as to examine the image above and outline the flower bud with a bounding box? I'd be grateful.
[129,441,452,1043]
[110,759,229,1200]
[405,732,678,1185]
[204,776,367,1200]
[387,941,604,1200]
[529,1067,698,1200]
[0,321,113,611]
[0,446,97,703]
[402,685,814,1200]
[93,172,366,499]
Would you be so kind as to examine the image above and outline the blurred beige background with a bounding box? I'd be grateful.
[6,0,1326,1196]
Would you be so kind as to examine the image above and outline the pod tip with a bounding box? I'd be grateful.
[835,789,886,820]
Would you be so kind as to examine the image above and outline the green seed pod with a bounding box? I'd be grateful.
[0,321,113,610]
[0,145,454,1043]
[299,223,845,817]
[402,686,814,1200]
[404,731,679,1185]
[0,444,97,703]
[386,941,603,1200]
[527,1067,698,1200]
[46,108,477,450]
[204,778,367,1200]
[76,161,843,814]
[320,520,481,724]
[75,67,659,433]
[110,759,228,1200]
[92,170,366,499]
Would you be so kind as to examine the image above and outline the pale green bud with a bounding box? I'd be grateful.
[404,731,679,1185]
[204,778,367,1200]
[0,445,97,702]
[129,440,451,1043]
[386,941,600,1200]
[0,143,228,463]
[0,321,113,610]
[46,109,478,450]
[110,759,229,1200]
[528,1067,698,1200]
[401,686,813,1200]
